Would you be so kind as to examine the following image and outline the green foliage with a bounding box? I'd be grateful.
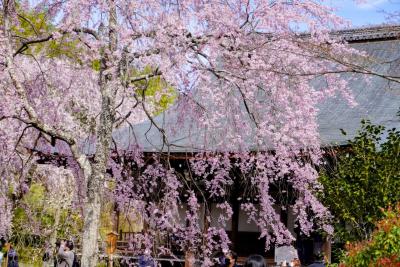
[15,246,44,266]
[11,182,82,263]
[92,59,101,71]
[319,120,400,242]
[339,204,400,267]
[0,5,83,60]
[12,183,53,232]
[131,66,177,115]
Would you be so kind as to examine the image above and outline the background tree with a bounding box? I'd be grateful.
[11,165,82,263]
[319,120,400,246]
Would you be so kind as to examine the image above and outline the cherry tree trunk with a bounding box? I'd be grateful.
[80,1,117,265]
[80,89,115,266]
[81,169,104,266]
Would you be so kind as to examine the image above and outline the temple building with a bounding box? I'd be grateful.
[92,25,400,265]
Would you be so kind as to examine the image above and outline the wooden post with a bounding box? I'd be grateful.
[112,202,120,235]
[231,198,240,251]
[231,180,240,251]
[322,236,332,264]
[106,232,118,267]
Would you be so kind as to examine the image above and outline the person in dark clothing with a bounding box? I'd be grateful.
[226,251,238,267]
[53,240,61,267]
[42,241,54,267]
[7,245,19,267]
[307,253,325,267]
[138,254,156,267]
[244,255,266,267]
[216,250,238,267]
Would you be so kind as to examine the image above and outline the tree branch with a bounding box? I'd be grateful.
[13,28,99,57]
[130,69,162,83]
[3,5,91,176]
[13,34,53,56]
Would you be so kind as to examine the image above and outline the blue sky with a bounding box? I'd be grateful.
[328,0,399,27]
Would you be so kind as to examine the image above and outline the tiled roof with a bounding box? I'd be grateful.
[91,26,400,154]
[335,25,400,42]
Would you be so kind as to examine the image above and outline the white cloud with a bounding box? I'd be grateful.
[355,0,388,9]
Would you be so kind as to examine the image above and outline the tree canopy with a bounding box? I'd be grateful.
[0,0,374,265]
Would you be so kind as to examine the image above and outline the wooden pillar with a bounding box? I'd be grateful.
[231,198,240,251]
[112,204,120,234]
[322,236,332,264]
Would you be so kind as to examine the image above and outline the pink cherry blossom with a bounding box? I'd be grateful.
[0,0,367,264]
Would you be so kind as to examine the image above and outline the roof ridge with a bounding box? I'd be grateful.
[332,25,400,41]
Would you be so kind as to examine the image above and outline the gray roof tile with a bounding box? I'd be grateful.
[112,28,400,153]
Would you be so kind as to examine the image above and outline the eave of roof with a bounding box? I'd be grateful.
[335,25,400,42]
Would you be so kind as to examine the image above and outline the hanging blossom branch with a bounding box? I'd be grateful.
[1,0,384,264]
[3,9,90,176]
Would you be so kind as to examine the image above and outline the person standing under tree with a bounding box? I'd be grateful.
[307,253,325,267]
[57,240,74,267]
[244,255,267,267]
[6,245,19,267]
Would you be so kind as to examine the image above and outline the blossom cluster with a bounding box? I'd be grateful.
[0,0,365,261]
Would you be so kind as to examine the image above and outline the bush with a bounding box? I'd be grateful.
[319,120,400,243]
[339,203,400,267]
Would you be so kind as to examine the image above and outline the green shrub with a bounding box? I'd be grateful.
[339,203,400,267]
[319,120,400,243]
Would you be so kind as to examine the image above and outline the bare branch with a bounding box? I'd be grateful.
[130,69,162,83]
[13,27,99,57]
[130,48,161,60]
[13,34,53,56]
[72,27,99,40]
